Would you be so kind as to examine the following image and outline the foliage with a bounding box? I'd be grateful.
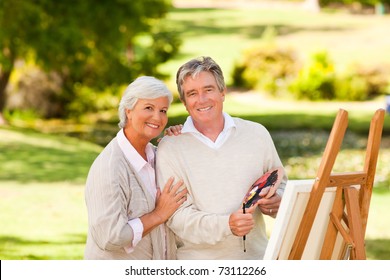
[320,0,390,7]
[231,27,298,95]
[7,64,65,118]
[0,0,181,119]
[288,51,336,100]
[288,51,390,101]
[231,31,389,102]
[334,65,389,101]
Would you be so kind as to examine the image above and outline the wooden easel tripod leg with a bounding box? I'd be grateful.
[344,187,366,260]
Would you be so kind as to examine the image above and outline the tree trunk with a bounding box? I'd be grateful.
[302,0,320,13]
[0,70,12,125]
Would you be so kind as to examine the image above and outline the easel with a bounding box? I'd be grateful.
[288,109,385,260]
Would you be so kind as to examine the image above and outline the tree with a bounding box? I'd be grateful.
[303,0,321,12]
[0,0,180,122]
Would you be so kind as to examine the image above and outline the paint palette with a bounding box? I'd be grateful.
[243,167,284,208]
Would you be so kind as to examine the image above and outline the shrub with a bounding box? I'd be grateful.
[335,64,389,100]
[288,51,336,100]
[231,26,298,95]
[231,46,298,94]
[335,74,369,101]
[67,85,121,117]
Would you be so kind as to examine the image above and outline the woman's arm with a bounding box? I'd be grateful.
[140,177,187,236]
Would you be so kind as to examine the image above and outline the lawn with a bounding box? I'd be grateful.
[1,97,390,259]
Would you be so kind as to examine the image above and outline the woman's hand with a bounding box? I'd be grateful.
[140,177,187,237]
[157,124,183,143]
[164,124,183,136]
[153,177,187,223]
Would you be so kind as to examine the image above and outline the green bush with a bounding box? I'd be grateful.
[231,46,298,94]
[67,85,121,117]
[336,64,389,100]
[231,26,298,95]
[335,74,369,101]
[288,51,336,100]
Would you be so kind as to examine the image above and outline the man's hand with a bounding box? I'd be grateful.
[257,187,282,217]
[228,204,257,236]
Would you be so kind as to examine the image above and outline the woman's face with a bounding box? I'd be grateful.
[125,96,169,142]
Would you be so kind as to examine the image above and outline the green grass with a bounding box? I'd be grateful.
[0,182,86,260]
[1,105,390,259]
[0,127,102,183]
[0,128,98,259]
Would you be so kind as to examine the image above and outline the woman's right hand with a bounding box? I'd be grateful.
[153,177,187,223]
[164,124,183,136]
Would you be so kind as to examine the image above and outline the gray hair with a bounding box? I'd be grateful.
[176,56,226,101]
[118,76,173,128]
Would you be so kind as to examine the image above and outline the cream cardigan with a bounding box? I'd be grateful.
[84,137,176,259]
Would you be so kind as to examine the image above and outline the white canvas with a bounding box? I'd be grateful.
[264,179,347,260]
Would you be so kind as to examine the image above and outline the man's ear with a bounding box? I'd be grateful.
[221,87,227,101]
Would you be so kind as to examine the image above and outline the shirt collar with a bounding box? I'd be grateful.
[181,112,236,135]
[116,129,155,172]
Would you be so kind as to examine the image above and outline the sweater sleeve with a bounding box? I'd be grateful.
[156,138,232,245]
[85,147,135,251]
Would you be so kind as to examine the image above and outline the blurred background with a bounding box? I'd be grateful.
[0,0,389,259]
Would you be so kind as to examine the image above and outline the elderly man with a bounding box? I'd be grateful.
[156,56,287,260]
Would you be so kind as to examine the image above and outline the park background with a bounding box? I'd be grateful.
[0,0,390,259]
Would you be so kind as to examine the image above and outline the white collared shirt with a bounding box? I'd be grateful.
[181,112,236,149]
[117,129,157,253]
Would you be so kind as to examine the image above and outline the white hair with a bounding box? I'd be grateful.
[118,76,173,128]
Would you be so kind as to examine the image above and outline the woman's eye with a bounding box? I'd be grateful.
[160,109,167,114]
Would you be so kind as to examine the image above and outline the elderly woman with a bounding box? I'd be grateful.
[84,76,187,259]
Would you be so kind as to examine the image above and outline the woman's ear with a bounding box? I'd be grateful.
[125,108,132,122]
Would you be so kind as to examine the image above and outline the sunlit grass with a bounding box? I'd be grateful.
[0,182,87,259]
[0,128,101,183]
[1,110,390,259]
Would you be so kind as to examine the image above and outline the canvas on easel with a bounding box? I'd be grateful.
[264,108,385,260]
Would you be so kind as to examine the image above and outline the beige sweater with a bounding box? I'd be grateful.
[156,117,287,259]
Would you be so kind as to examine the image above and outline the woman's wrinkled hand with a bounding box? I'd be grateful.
[153,177,187,222]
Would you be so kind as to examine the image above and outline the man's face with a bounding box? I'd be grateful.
[181,71,225,126]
